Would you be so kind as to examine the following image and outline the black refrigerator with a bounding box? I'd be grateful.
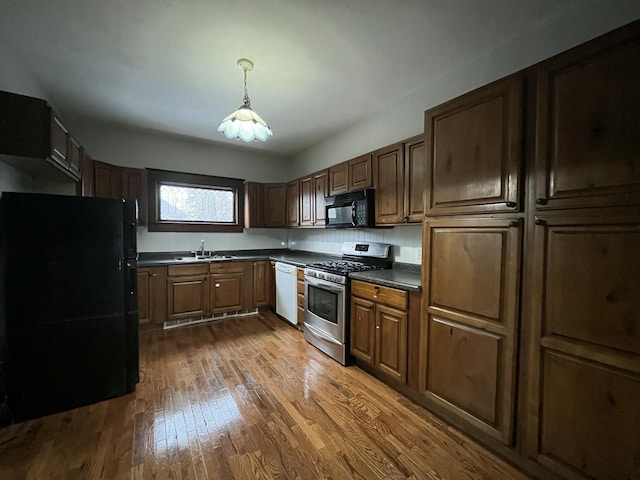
[0,192,139,423]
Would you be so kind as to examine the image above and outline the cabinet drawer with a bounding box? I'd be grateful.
[297,268,305,281]
[297,293,304,307]
[167,263,209,277]
[297,280,305,295]
[209,262,246,274]
[351,280,407,310]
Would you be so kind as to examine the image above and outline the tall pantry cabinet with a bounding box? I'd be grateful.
[520,23,640,480]
[420,20,640,480]
[420,74,525,445]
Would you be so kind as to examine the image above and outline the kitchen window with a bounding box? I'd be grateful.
[147,169,244,232]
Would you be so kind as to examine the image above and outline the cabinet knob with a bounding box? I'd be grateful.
[506,201,517,208]
[534,218,546,226]
[215,283,221,288]
[376,325,380,329]
[403,216,409,223]
[536,198,548,205]
[509,220,520,228]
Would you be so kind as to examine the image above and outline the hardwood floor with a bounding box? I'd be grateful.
[0,312,530,479]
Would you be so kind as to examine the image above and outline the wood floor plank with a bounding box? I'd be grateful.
[0,312,532,479]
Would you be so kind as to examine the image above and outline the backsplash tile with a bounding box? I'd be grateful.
[288,225,422,264]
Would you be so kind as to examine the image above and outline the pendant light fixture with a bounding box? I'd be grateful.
[217,58,273,142]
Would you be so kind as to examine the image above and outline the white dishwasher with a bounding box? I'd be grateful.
[275,262,298,325]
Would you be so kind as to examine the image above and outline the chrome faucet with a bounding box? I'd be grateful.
[199,240,205,255]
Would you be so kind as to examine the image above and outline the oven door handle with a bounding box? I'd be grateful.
[305,323,342,346]
[304,276,345,293]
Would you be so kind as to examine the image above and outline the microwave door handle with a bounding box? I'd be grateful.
[351,201,357,226]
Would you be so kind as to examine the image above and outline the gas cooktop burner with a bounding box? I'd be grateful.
[307,260,383,275]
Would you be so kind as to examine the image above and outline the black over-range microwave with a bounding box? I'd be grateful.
[325,188,375,228]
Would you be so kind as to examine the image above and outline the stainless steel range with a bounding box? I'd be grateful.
[303,242,391,364]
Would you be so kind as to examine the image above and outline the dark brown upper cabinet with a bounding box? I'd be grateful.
[425,74,523,216]
[0,91,82,182]
[286,179,300,227]
[374,135,426,225]
[263,183,286,227]
[299,175,314,226]
[533,25,640,211]
[348,153,373,191]
[244,182,265,228]
[328,153,373,196]
[94,159,147,225]
[313,169,328,226]
[328,161,349,195]
[298,169,328,228]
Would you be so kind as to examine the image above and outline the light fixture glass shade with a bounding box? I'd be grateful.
[217,105,273,142]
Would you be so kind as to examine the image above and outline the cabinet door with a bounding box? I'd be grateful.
[534,27,640,211]
[328,161,348,195]
[350,296,376,364]
[421,217,522,444]
[252,261,269,308]
[375,304,407,383]
[269,261,276,309]
[94,160,121,198]
[286,179,300,227]
[80,153,95,197]
[167,275,209,320]
[348,153,373,191]
[313,169,328,226]
[404,136,426,222]
[211,274,244,313]
[49,112,68,166]
[137,270,151,325]
[521,211,640,479]
[425,75,523,216]
[244,182,265,228]
[67,136,82,179]
[299,176,313,226]
[374,143,405,225]
[121,167,147,225]
[264,183,286,227]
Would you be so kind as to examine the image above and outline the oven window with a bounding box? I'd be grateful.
[307,284,339,324]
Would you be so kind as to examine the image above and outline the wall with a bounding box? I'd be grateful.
[288,226,422,264]
[286,2,640,266]
[290,3,640,178]
[70,120,291,252]
[0,162,33,196]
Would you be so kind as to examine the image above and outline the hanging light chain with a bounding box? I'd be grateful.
[242,68,251,108]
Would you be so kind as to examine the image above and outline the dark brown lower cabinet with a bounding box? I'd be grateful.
[420,218,522,445]
[137,266,167,326]
[521,210,640,480]
[166,264,209,321]
[252,260,270,308]
[350,280,410,384]
[210,262,251,314]
[296,268,305,325]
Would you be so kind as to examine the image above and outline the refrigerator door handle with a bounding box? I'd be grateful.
[127,262,137,295]
[118,260,123,271]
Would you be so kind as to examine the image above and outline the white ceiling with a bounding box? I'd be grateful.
[1,1,635,156]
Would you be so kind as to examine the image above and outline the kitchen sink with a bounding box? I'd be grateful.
[172,254,237,262]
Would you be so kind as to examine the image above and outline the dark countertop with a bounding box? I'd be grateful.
[138,249,422,290]
[137,249,337,268]
[349,264,421,292]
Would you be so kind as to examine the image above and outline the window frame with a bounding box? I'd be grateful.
[147,168,245,232]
